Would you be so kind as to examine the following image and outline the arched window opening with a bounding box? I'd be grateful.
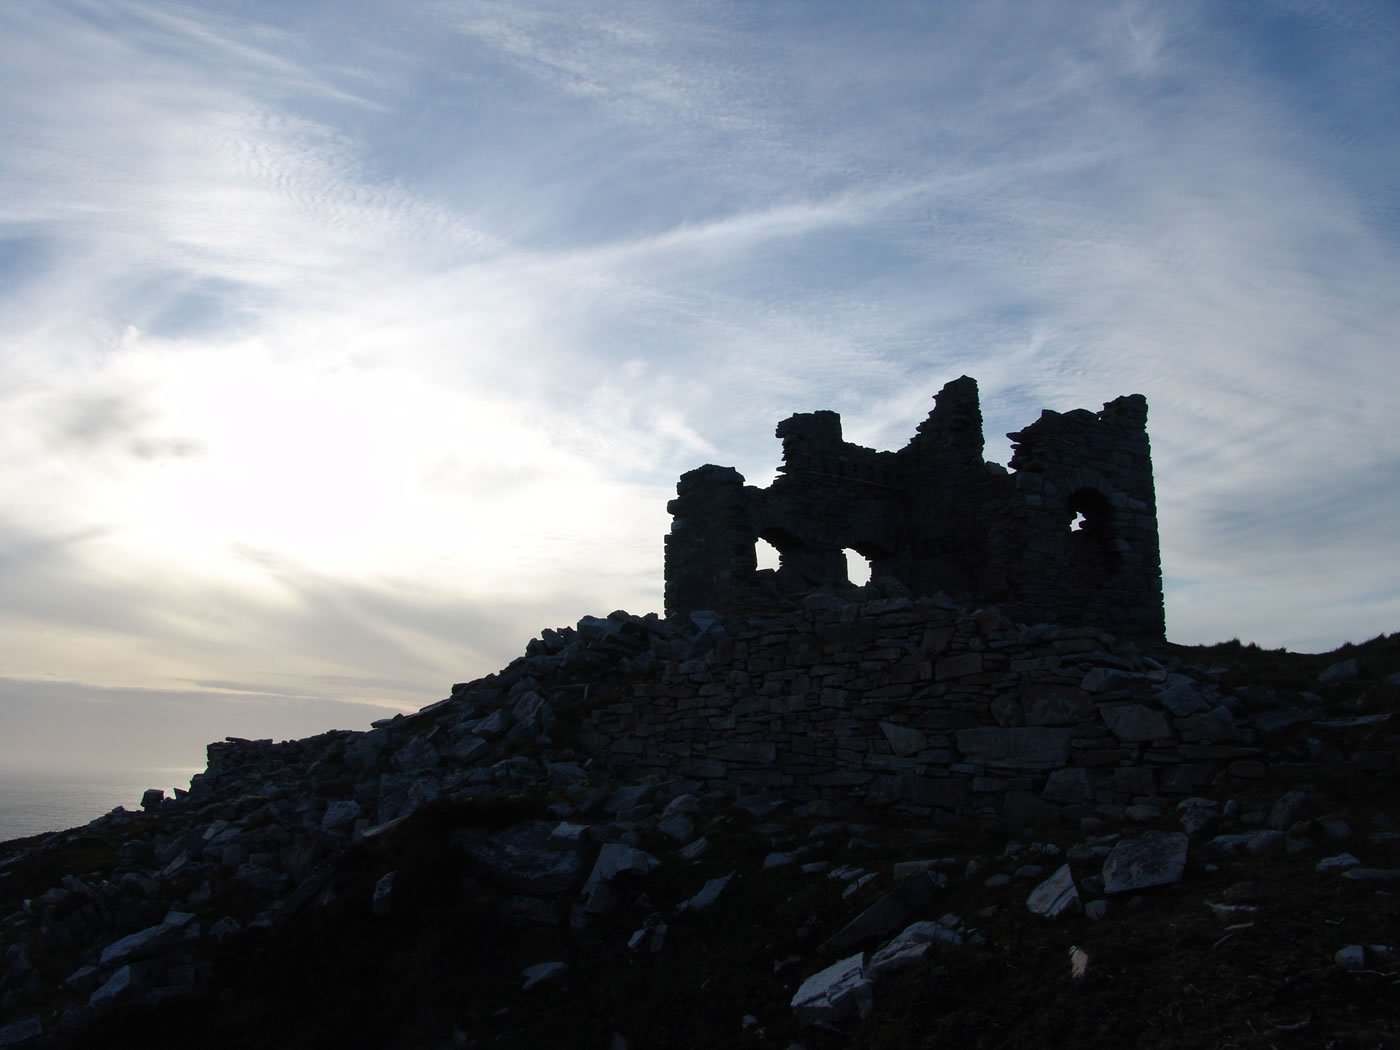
[755,536,781,572]
[1066,487,1120,581]
[844,548,873,587]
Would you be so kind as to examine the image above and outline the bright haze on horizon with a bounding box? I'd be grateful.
[1,1,1397,773]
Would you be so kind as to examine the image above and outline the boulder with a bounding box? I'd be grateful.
[89,965,135,1007]
[98,912,199,967]
[391,735,440,774]
[1208,831,1284,857]
[321,800,361,831]
[867,921,961,978]
[1102,832,1188,895]
[0,1017,43,1047]
[579,844,661,915]
[791,953,872,1026]
[1026,864,1080,919]
[1317,659,1360,685]
[682,872,734,912]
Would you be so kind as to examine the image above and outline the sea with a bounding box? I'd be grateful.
[0,767,203,843]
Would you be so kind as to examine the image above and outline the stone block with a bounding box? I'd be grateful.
[1112,767,1156,796]
[710,740,777,764]
[890,774,968,811]
[955,727,1074,769]
[1003,790,1061,826]
[1100,704,1172,742]
[936,653,984,680]
[879,721,928,757]
[1021,683,1094,726]
[1042,767,1094,803]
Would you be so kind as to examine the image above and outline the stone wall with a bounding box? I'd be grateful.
[663,376,1165,639]
[582,598,1392,826]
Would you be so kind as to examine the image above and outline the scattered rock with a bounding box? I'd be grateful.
[0,1017,42,1047]
[790,954,872,1026]
[89,965,135,1007]
[372,871,395,916]
[1268,791,1308,831]
[455,822,588,896]
[579,844,660,916]
[321,799,361,830]
[867,921,960,977]
[1316,854,1361,872]
[1334,945,1366,970]
[1318,659,1360,685]
[521,961,569,990]
[1340,867,1400,882]
[98,912,198,967]
[1026,864,1080,919]
[682,872,733,912]
[1102,832,1188,895]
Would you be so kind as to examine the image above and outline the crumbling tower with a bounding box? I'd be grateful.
[663,377,1164,638]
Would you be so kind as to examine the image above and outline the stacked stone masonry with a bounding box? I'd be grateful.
[664,376,1165,639]
[582,598,1393,825]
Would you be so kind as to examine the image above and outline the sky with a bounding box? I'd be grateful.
[1,0,1398,772]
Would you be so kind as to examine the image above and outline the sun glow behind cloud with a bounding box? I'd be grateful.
[1,0,1398,767]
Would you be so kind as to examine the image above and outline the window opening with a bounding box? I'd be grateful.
[1065,488,1120,580]
[844,548,872,586]
[755,536,781,572]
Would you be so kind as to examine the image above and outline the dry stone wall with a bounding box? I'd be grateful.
[582,597,1394,826]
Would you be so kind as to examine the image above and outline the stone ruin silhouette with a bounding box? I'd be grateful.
[664,376,1164,638]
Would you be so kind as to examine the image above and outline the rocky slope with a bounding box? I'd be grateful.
[1,602,1397,1049]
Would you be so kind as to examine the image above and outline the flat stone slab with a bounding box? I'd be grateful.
[880,721,928,758]
[521,961,569,991]
[99,912,198,967]
[683,872,734,911]
[954,727,1074,770]
[1341,867,1400,882]
[790,953,872,1026]
[868,920,962,977]
[1102,832,1188,895]
[1026,864,1080,919]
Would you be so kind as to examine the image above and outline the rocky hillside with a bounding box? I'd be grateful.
[1,601,1397,1049]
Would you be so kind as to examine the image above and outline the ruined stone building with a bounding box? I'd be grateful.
[664,376,1164,639]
